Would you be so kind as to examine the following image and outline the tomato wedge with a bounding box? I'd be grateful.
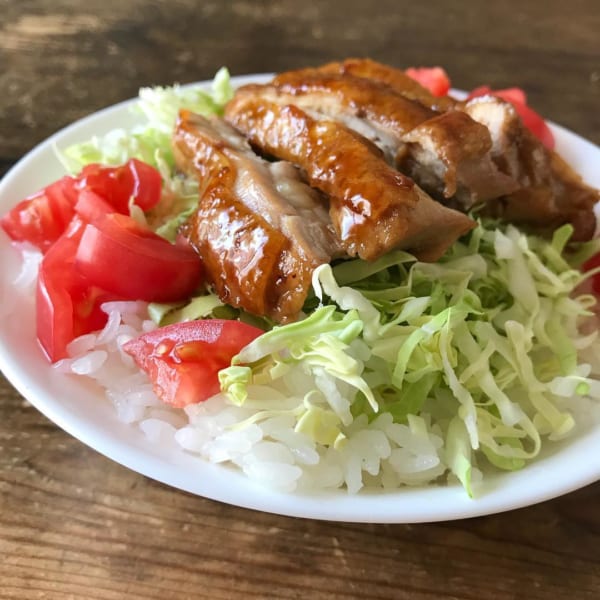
[37,212,204,361]
[36,218,117,361]
[467,85,555,149]
[405,66,451,97]
[3,158,207,362]
[73,189,116,222]
[0,159,162,252]
[1,177,78,252]
[123,320,264,406]
[583,252,600,296]
[77,158,162,214]
[75,213,203,303]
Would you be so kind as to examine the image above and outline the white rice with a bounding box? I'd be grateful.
[48,299,468,493]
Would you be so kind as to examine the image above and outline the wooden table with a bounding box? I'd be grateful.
[1,1,599,597]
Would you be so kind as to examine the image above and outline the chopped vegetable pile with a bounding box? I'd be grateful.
[1,66,599,495]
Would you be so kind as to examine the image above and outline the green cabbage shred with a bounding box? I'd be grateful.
[220,222,600,495]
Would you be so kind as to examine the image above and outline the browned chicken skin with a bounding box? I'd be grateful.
[260,73,517,209]
[224,93,475,261]
[172,59,598,325]
[273,58,458,112]
[275,59,598,240]
[463,96,599,239]
[399,109,519,207]
[173,110,341,322]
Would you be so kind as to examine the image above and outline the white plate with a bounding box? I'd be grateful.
[1,75,599,523]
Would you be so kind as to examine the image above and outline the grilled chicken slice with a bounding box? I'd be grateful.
[275,71,436,134]
[262,76,435,163]
[273,58,458,112]
[252,74,516,209]
[173,110,341,322]
[272,59,598,238]
[225,95,475,261]
[464,96,599,239]
[399,110,519,207]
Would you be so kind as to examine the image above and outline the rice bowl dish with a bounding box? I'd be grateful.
[1,64,600,516]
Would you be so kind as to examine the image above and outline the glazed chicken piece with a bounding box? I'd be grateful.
[224,94,475,261]
[256,73,517,209]
[173,110,342,322]
[274,57,458,112]
[399,109,519,209]
[295,59,598,239]
[464,96,599,240]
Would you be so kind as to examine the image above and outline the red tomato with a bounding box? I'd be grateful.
[9,160,202,362]
[405,67,451,96]
[467,86,555,149]
[1,159,162,251]
[74,189,115,222]
[45,176,80,232]
[36,211,204,361]
[77,158,162,214]
[75,213,203,303]
[583,252,600,296]
[468,85,527,106]
[123,320,264,406]
[36,218,117,361]
[508,98,555,150]
[0,176,78,252]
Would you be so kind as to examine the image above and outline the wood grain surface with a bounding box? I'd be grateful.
[1,1,599,598]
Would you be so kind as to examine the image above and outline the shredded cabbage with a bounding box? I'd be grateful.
[220,222,600,495]
[58,68,234,241]
[60,67,233,172]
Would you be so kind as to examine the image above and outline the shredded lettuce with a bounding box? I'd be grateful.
[58,68,234,241]
[60,67,233,173]
[219,221,600,494]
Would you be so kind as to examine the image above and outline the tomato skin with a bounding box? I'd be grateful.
[1,194,55,251]
[1,177,78,252]
[36,211,204,361]
[405,67,451,96]
[467,86,555,149]
[74,189,115,222]
[36,218,116,361]
[123,320,264,406]
[75,213,203,303]
[1,159,163,251]
[583,252,600,296]
[77,159,162,214]
[3,158,198,362]
[127,159,163,211]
